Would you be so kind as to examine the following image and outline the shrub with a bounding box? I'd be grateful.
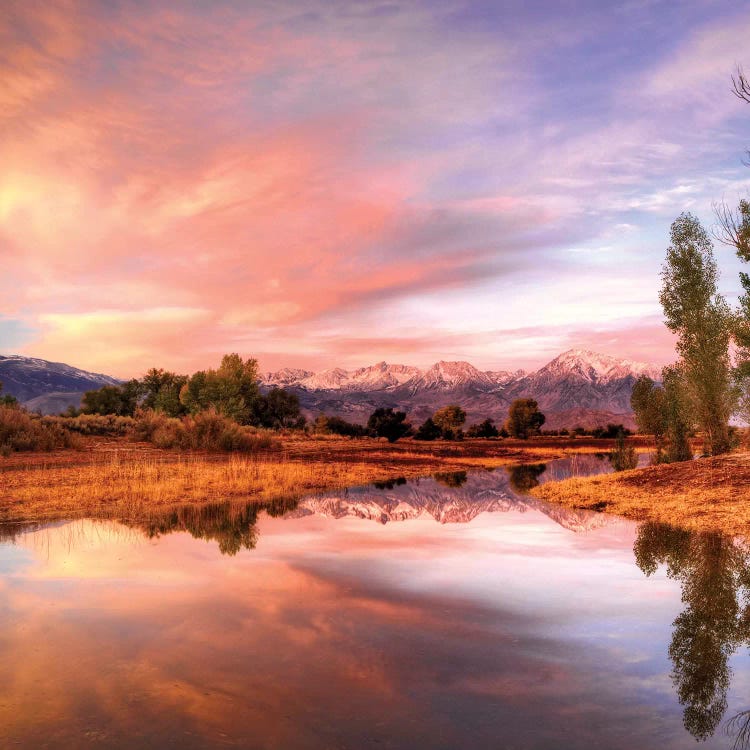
[0,405,79,454]
[608,430,639,471]
[43,414,135,436]
[131,408,278,453]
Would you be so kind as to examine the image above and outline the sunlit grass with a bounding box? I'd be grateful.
[532,451,750,536]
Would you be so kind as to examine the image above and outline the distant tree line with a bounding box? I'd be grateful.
[79,354,304,430]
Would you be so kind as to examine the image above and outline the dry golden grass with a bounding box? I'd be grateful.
[0,455,397,523]
[532,451,750,536]
[0,433,653,526]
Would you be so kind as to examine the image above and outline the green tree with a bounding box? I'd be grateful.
[414,417,442,441]
[466,418,500,438]
[180,354,260,424]
[505,398,545,439]
[81,380,140,416]
[0,381,17,407]
[253,388,304,429]
[662,365,694,463]
[432,405,466,439]
[140,368,188,417]
[631,375,668,460]
[659,213,734,456]
[367,407,411,443]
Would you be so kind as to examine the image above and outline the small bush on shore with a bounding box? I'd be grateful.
[131,409,279,453]
[0,405,79,454]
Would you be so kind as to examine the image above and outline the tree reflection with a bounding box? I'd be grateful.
[634,522,750,742]
[506,463,547,494]
[433,471,468,488]
[127,496,299,556]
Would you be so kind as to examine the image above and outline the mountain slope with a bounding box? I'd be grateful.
[0,355,121,413]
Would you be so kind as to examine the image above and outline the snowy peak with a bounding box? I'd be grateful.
[290,363,422,392]
[538,349,660,384]
[411,361,497,390]
[263,368,315,386]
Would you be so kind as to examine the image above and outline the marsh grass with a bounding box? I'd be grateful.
[0,452,454,524]
[0,434,649,525]
[532,451,750,536]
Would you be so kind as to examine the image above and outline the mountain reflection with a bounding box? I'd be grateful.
[634,523,750,745]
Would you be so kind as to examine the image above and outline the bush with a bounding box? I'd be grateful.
[0,404,79,454]
[131,409,278,453]
[43,414,135,436]
[592,423,632,439]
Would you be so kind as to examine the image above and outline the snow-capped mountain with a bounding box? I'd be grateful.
[263,368,315,387]
[4,348,660,426]
[0,355,121,412]
[503,349,661,416]
[259,348,659,428]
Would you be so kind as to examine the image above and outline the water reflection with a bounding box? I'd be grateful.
[98,456,618,558]
[1,459,749,748]
[126,496,300,556]
[433,470,468,487]
[507,463,547,493]
[635,523,750,745]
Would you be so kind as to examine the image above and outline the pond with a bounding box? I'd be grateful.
[0,455,748,749]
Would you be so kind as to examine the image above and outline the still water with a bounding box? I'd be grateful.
[1,456,749,749]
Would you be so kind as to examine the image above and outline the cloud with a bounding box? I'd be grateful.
[1,1,748,373]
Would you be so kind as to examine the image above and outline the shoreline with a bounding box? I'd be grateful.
[0,435,637,525]
[531,451,750,537]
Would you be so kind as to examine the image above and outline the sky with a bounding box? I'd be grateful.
[1,0,749,378]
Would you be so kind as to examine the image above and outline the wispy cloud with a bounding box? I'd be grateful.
[0,1,748,374]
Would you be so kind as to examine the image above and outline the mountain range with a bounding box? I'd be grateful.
[262,349,660,430]
[0,349,660,429]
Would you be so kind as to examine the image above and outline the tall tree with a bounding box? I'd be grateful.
[713,66,750,425]
[505,398,545,439]
[661,365,695,463]
[631,375,668,460]
[659,213,734,455]
[432,404,466,439]
[367,407,411,443]
[180,354,260,424]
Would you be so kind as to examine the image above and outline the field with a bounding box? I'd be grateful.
[0,434,641,525]
[532,451,750,536]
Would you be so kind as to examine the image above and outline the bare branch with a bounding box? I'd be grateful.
[713,199,750,261]
[732,66,750,104]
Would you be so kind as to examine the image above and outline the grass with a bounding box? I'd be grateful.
[0,433,628,525]
[532,451,750,536]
